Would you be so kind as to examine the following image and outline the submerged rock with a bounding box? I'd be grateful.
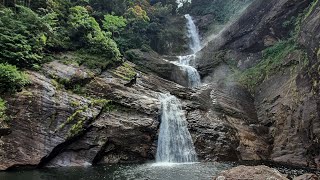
[213,165,289,180]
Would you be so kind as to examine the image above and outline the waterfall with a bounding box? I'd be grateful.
[156,94,198,163]
[185,14,201,53]
[162,14,202,88]
[176,0,192,9]
[174,14,201,88]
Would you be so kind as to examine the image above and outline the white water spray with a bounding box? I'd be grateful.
[176,0,192,9]
[185,14,201,53]
[156,94,198,163]
[172,14,202,88]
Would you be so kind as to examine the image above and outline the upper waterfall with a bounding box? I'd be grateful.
[156,94,198,163]
[162,14,202,88]
[176,0,192,9]
[185,14,202,53]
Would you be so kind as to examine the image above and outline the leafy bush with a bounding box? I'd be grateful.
[67,6,121,61]
[0,6,57,67]
[0,63,29,93]
[102,14,127,37]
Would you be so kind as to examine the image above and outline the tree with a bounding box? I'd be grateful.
[102,14,127,38]
[67,6,121,61]
[0,6,57,67]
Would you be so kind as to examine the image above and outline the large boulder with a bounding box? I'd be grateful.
[0,72,103,170]
[213,165,289,180]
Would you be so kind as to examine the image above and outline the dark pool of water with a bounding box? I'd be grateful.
[0,162,319,180]
[0,162,232,180]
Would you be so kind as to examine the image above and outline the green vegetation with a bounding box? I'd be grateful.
[67,6,121,61]
[56,107,87,132]
[68,118,85,137]
[0,0,178,76]
[0,98,8,122]
[103,14,127,37]
[232,0,320,93]
[111,62,136,81]
[233,40,298,93]
[0,63,29,93]
[56,98,114,137]
[304,0,319,20]
[0,6,56,67]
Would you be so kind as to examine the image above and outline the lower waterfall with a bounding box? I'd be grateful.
[156,93,198,163]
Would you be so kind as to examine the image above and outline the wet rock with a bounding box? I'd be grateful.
[293,174,319,180]
[125,49,191,87]
[213,165,289,180]
[47,109,159,167]
[255,63,320,169]
[43,60,94,87]
[188,82,269,161]
[0,71,102,170]
[0,122,10,136]
[197,0,310,71]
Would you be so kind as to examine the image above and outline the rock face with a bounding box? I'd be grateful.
[293,174,319,180]
[125,49,191,87]
[188,82,269,161]
[0,58,269,170]
[197,0,310,70]
[194,0,320,171]
[254,60,320,168]
[213,165,289,180]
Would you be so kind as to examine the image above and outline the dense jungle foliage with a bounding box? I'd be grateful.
[0,0,178,93]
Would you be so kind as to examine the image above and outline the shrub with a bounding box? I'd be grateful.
[235,40,297,92]
[0,63,29,93]
[67,6,121,61]
[0,6,57,67]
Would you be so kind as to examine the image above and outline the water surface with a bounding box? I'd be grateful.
[0,162,232,180]
[1,162,320,180]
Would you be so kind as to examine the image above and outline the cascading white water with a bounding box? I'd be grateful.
[156,94,198,163]
[162,14,201,88]
[172,14,202,88]
[184,14,201,53]
[176,0,192,9]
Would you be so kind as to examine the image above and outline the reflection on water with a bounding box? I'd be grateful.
[1,162,319,180]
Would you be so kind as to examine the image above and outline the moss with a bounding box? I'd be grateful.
[51,79,62,90]
[71,84,86,95]
[70,100,80,107]
[68,118,85,138]
[57,77,71,86]
[19,90,34,97]
[90,98,115,112]
[55,106,88,132]
[111,62,136,81]
[233,40,297,93]
[0,98,8,122]
[304,0,319,20]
